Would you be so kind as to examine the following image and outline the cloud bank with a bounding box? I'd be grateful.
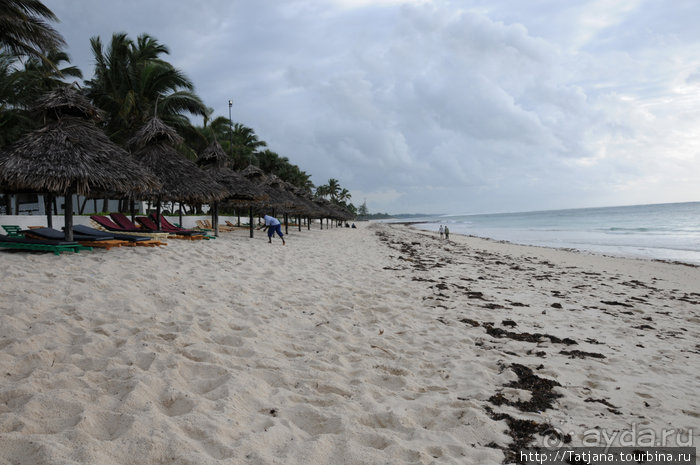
[46,0,700,213]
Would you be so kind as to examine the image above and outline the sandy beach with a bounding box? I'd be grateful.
[0,222,697,464]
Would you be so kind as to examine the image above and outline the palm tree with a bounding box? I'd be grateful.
[86,32,207,145]
[257,149,283,174]
[230,123,266,169]
[12,48,82,107]
[0,0,65,62]
[338,188,351,203]
[326,178,340,201]
[0,47,82,147]
[0,53,24,145]
[314,184,329,199]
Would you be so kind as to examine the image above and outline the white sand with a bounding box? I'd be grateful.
[0,222,697,464]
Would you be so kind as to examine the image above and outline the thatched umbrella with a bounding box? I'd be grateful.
[313,197,350,229]
[0,86,161,241]
[197,140,268,237]
[239,166,301,234]
[197,140,266,202]
[240,166,293,212]
[281,182,322,231]
[129,117,227,235]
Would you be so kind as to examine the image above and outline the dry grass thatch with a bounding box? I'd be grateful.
[0,116,161,196]
[38,85,105,121]
[197,139,228,168]
[128,117,183,149]
[205,166,268,202]
[197,141,268,203]
[130,118,227,203]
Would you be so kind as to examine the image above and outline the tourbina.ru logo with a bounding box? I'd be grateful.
[538,423,694,449]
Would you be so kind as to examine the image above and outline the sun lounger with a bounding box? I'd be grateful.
[73,225,166,247]
[23,227,129,250]
[195,219,213,231]
[91,215,141,232]
[136,216,204,240]
[150,214,213,239]
[194,219,231,234]
[90,215,170,240]
[0,235,90,255]
[1,225,24,237]
[199,218,235,232]
[110,212,154,231]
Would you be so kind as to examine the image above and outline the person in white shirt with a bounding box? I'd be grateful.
[259,214,286,245]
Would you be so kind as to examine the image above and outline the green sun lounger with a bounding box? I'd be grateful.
[0,235,92,255]
[1,225,23,237]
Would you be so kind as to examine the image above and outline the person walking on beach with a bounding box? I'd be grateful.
[444,226,449,240]
[439,225,444,239]
[258,214,286,245]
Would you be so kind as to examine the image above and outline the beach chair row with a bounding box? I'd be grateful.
[0,224,170,255]
[0,213,239,255]
[92,213,214,240]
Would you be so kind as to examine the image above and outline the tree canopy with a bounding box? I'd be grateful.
[0,0,65,62]
[0,1,355,215]
[86,32,207,145]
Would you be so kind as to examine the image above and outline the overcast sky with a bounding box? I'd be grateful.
[44,0,700,214]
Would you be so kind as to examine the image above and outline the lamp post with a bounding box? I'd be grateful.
[228,99,233,159]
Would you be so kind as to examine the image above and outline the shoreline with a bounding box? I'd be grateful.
[0,222,697,464]
[405,221,700,268]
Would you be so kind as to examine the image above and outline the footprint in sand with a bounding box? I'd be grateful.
[179,423,235,460]
[359,411,413,433]
[0,389,33,415]
[20,396,84,434]
[77,411,136,441]
[288,405,345,436]
[190,374,231,401]
[132,351,156,371]
[358,432,395,450]
[159,391,195,417]
[0,437,46,465]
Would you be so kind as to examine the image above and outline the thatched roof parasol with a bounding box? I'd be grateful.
[197,140,267,203]
[197,138,228,168]
[313,197,351,221]
[0,86,162,240]
[129,117,227,204]
[262,174,300,213]
[239,166,296,213]
[278,179,320,218]
[0,87,160,197]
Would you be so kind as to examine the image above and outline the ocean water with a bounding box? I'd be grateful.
[408,202,700,265]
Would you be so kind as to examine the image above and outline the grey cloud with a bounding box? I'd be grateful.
[42,0,700,213]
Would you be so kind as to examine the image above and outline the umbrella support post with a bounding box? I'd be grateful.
[46,194,53,229]
[64,188,74,241]
[212,202,219,237]
[156,200,162,232]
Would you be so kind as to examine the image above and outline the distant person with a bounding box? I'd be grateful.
[258,214,286,245]
[345,222,350,228]
[351,223,356,229]
[439,225,444,239]
[444,226,450,240]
